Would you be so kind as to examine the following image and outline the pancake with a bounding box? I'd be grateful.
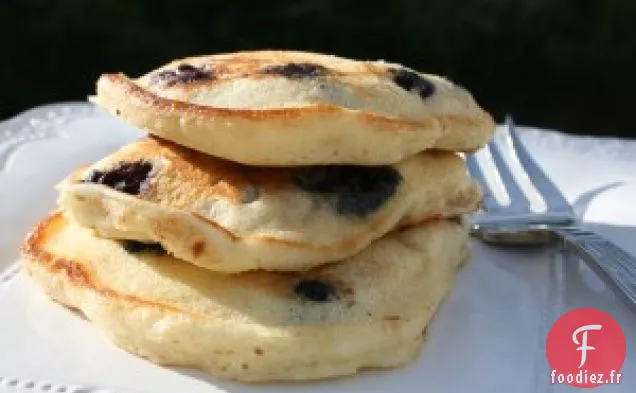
[92,50,494,166]
[58,137,481,273]
[21,212,469,382]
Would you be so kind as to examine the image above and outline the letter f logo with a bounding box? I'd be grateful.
[572,324,602,368]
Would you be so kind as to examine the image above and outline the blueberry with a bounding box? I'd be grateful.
[150,70,177,86]
[121,240,166,255]
[262,63,327,78]
[292,165,401,217]
[294,280,337,302]
[390,68,435,99]
[82,161,153,195]
[150,63,213,86]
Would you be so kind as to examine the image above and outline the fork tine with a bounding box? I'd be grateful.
[488,138,531,212]
[466,154,500,211]
[505,115,571,212]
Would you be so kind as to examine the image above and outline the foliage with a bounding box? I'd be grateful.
[1,0,635,136]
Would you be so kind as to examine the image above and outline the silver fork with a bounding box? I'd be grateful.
[467,116,636,312]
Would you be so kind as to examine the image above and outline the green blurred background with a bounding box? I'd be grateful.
[2,0,635,137]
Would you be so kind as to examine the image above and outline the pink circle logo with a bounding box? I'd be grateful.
[546,308,626,388]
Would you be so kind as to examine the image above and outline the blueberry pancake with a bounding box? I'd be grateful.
[92,50,494,166]
[57,137,480,273]
[22,212,468,382]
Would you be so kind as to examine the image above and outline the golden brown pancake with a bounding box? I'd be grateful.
[58,136,481,272]
[92,50,494,166]
[22,212,468,381]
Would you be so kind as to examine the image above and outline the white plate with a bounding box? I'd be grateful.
[1,103,635,393]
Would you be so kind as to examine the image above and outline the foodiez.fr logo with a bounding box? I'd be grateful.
[546,308,626,388]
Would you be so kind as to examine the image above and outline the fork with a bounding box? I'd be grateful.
[467,116,636,312]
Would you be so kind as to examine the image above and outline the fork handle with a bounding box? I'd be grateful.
[554,226,636,310]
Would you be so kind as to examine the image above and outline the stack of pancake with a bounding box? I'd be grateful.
[21,51,494,382]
